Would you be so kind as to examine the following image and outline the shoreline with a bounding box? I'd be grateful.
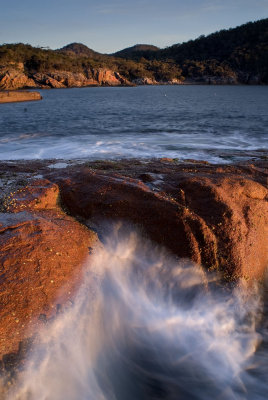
[2,82,267,92]
[0,149,267,166]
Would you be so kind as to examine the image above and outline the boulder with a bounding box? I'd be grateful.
[0,179,99,361]
[52,161,268,282]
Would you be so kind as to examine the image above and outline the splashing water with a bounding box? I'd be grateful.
[7,227,268,400]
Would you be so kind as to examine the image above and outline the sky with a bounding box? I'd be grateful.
[0,0,267,53]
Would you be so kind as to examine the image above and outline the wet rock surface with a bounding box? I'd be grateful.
[0,178,99,364]
[48,159,267,282]
[0,158,267,372]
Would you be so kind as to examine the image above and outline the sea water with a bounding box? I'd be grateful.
[0,85,267,162]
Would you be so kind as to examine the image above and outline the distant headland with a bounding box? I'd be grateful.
[0,18,267,91]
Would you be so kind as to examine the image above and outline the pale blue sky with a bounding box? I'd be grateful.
[1,0,267,52]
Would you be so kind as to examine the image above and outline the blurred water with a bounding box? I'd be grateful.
[9,227,268,400]
[0,86,267,162]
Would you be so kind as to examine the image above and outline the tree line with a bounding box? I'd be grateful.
[0,18,267,83]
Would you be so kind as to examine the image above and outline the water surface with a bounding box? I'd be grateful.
[0,86,267,162]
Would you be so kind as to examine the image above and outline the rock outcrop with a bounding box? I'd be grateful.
[0,179,99,361]
[0,66,133,90]
[92,68,131,86]
[32,73,66,89]
[0,68,37,90]
[0,159,267,372]
[132,77,158,85]
[132,77,183,85]
[0,66,183,89]
[0,90,41,103]
[43,71,96,87]
[48,160,268,282]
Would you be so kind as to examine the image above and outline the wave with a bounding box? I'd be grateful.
[7,226,268,400]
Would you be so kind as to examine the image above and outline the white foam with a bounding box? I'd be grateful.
[9,226,267,400]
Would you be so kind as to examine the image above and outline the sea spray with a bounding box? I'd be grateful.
[8,226,268,400]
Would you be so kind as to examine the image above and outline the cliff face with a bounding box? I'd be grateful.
[0,66,133,90]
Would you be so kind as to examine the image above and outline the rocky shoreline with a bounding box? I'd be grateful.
[0,66,134,90]
[0,65,256,91]
[0,157,267,377]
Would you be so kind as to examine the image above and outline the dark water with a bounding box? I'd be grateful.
[0,86,267,162]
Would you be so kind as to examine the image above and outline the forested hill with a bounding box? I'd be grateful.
[158,18,268,83]
[114,18,268,83]
[59,43,100,58]
[0,18,267,88]
[113,44,160,59]
[160,18,268,62]
[116,18,268,63]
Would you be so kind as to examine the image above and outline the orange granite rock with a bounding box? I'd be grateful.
[0,179,99,360]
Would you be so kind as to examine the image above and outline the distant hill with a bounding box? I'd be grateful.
[113,18,268,84]
[58,42,100,58]
[159,18,268,63]
[137,19,268,83]
[113,44,160,59]
[0,19,267,86]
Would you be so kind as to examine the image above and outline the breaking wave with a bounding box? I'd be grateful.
[8,226,268,400]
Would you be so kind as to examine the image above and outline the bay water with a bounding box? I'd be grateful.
[0,85,267,162]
